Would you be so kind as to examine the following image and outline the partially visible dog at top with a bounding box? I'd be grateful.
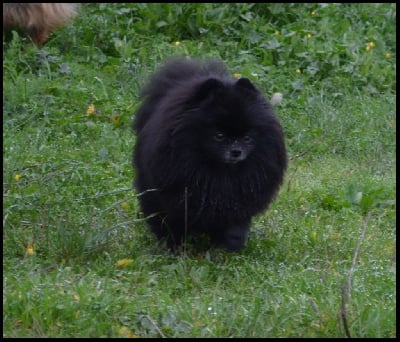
[3,3,78,45]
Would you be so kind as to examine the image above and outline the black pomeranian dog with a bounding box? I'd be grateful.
[133,58,287,252]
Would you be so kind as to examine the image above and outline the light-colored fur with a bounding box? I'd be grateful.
[3,3,78,45]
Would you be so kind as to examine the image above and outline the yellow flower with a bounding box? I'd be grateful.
[174,41,180,46]
[86,104,95,116]
[274,30,280,36]
[311,231,317,240]
[115,258,134,268]
[365,41,375,52]
[121,202,130,210]
[385,52,391,58]
[14,174,21,181]
[233,73,241,79]
[306,33,312,39]
[26,245,34,256]
[296,68,301,74]
[111,114,122,128]
[311,10,316,16]
[119,326,139,338]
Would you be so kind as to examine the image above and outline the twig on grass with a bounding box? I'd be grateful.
[145,314,166,338]
[340,211,372,338]
[3,213,9,228]
[289,133,326,161]
[183,186,188,256]
[285,166,298,192]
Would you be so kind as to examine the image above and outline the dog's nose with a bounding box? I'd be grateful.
[230,148,243,159]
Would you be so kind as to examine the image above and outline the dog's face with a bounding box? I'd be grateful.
[202,128,256,165]
[191,77,261,166]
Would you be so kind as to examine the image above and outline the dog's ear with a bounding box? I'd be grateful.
[194,78,224,101]
[236,77,257,92]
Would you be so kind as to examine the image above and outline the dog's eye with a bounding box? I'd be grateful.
[243,135,252,143]
[214,132,225,142]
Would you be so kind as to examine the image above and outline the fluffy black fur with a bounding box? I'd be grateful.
[133,58,287,252]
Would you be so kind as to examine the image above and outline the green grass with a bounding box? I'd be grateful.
[3,3,396,338]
